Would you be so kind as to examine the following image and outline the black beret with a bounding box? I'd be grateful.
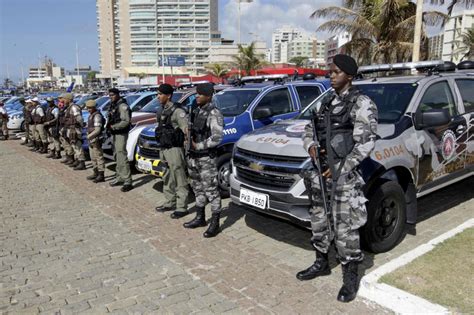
[333,54,358,76]
[158,83,174,95]
[196,83,214,97]
[108,88,120,95]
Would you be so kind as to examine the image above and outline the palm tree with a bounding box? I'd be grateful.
[427,0,473,15]
[137,72,146,85]
[205,63,229,83]
[232,42,266,76]
[454,27,474,60]
[289,56,309,67]
[311,0,447,64]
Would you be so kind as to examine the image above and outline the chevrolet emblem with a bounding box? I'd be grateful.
[249,162,264,172]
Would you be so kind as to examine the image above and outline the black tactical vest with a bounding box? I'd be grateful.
[45,107,56,123]
[87,111,105,134]
[32,106,45,124]
[190,103,216,156]
[156,104,185,149]
[109,98,131,134]
[58,108,66,127]
[316,87,360,164]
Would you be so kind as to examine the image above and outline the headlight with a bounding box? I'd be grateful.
[10,114,23,120]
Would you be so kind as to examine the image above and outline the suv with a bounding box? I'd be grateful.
[135,79,330,196]
[230,61,474,253]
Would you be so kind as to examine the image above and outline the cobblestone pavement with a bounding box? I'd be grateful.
[1,140,473,314]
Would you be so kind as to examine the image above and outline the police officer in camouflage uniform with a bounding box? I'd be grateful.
[44,97,61,159]
[31,98,48,154]
[183,83,224,238]
[58,96,75,165]
[297,54,378,303]
[63,94,86,170]
[107,88,133,192]
[19,98,31,145]
[0,101,8,140]
[154,84,191,218]
[85,100,106,183]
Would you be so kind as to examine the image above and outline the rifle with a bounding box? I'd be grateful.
[185,104,194,156]
[310,113,332,237]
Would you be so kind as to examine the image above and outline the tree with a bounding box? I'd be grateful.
[205,63,229,83]
[289,56,309,67]
[232,42,266,76]
[86,71,97,82]
[454,27,474,60]
[311,0,447,64]
[427,0,473,15]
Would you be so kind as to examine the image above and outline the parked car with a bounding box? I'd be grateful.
[135,79,330,196]
[229,60,474,253]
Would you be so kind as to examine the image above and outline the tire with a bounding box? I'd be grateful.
[20,121,25,132]
[216,153,232,198]
[361,181,407,253]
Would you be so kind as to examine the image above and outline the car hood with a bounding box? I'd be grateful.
[8,110,23,117]
[131,112,156,125]
[140,123,158,138]
[236,119,396,157]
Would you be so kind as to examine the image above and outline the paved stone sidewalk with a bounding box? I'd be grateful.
[1,139,473,314]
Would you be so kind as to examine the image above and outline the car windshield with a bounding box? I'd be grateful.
[213,89,260,117]
[125,94,140,106]
[95,96,109,108]
[299,83,417,123]
[140,98,159,113]
[171,92,184,103]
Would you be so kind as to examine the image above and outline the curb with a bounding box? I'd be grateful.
[359,218,474,314]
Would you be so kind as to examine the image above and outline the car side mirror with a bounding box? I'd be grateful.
[414,108,450,130]
[253,107,273,120]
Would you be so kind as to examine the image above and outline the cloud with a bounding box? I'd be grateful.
[219,0,342,46]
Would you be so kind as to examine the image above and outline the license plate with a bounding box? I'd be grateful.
[239,188,267,209]
[137,159,152,172]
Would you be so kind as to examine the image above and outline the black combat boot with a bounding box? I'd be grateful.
[26,140,34,147]
[69,159,79,168]
[73,160,86,170]
[62,154,73,164]
[40,143,48,154]
[87,168,98,180]
[53,151,61,159]
[93,171,105,183]
[46,149,55,158]
[183,207,206,229]
[203,212,220,238]
[337,262,359,303]
[296,250,331,281]
[29,141,38,151]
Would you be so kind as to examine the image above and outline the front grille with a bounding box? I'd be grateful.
[139,146,160,159]
[140,134,156,142]
[138,134,160,159]
[236,148,307,164]
[236,166,295,190]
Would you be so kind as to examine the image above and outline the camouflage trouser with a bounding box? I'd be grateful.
[29,124,36,142]
[47,128,61,151]
[187,155,221,213]
[0,120,8,138]
[306,169,368,264]
[59,127,73,156]
[35,124,48,144]
[68,127,85,161]
[24,121,30,141]
[162,147,189,212]
[89,141,105,172]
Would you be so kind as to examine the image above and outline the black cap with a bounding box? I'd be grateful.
[196,83,214,97]
[158,83,174,95]
[108,88,120,95]
[333,54,358,76]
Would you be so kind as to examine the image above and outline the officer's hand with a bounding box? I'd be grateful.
[322,168,332,178]
[192,140,197,149]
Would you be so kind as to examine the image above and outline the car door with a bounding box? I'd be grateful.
[251,87,296,129]
[416,79,468,189]
[454,78,474,172]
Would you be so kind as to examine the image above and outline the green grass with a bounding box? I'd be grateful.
[380,227,474,314]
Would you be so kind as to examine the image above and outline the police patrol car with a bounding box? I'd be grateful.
[230,60,474,253]
[135,76,331,196]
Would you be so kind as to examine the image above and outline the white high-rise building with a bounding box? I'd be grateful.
[271,26,301,63]
[441,10,474,63]
[96,0,220,79]
[428,34,444,60]
[325,32,351,65]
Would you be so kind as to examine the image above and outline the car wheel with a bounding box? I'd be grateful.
[216,153,231,198]
[20,121,25,132]
[361,181,407,253]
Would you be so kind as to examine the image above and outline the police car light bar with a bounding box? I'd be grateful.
[358,60,445,74]
[241,74,288,82]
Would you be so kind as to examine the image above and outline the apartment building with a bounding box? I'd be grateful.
[209,40,267,65]
[441,10,474,63]
[428,34,444,60]
[96,0,219,79]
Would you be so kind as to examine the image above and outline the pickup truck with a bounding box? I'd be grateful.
[230,61,474,253]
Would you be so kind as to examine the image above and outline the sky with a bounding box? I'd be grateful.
[0,0,453,83]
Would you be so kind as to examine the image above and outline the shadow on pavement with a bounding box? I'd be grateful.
[132,175,156,189]
[417,176,474,222]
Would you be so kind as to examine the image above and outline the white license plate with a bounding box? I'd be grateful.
[137,159,152,172]
[239,188,267,210]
